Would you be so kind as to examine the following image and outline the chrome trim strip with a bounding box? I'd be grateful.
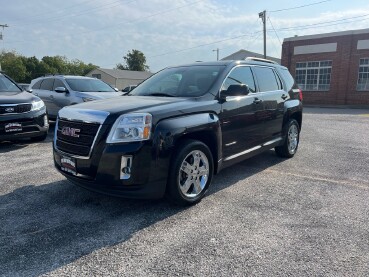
[58,108,110,124]
[224,145,261,161]
[54,119,103,160]
[225,141,237,146]
[262,137,282,146]
[224,137,282,161]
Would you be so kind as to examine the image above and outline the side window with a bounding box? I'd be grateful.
[53,79,66,90]
[40,78,54,91]
[32,80,43,89]
[222,66,256,93]
[278,68,295,91]
[252,67,280,92]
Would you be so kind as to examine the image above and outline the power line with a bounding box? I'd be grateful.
[269,0,331,13]
[267,17,282,45]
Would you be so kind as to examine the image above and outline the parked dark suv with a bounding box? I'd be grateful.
[0,73,48,142]
[53,58,303,205]
[29,75,122,119]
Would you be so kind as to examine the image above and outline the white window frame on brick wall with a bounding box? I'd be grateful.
[357,58,369,91]
[295,60,332,91]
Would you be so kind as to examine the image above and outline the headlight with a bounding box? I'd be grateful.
[82,97,95,102]
[107,113,152,143]
[31,100,45,111]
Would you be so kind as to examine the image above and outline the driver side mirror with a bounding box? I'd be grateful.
[55,87,68,93]
[220,84,250,102]
[26,89,33,93]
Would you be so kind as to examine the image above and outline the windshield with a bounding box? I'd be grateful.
[66,78,115,92]
[0,74,22,92]
[130,65,225,97]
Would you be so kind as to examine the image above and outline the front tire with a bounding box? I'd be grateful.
[275,119,300,158]
[167,139,214,206]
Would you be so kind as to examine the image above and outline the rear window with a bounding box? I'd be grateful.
[278,68,295,91]
[65,78,115,92]
[252,67,280,92]
[40,78,54,91]
[0,74,22,92]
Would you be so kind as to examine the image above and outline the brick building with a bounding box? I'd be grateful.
[282,28,369,106]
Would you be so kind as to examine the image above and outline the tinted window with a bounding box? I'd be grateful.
[65,78,115,92]
[279,68,295,91]
[131,65,224,97]
[32,79,43,89]
[222,66,256,93]
[0,74,22,92]
[252,67,280,92]
[53,79,66,90]
[40,78,54,91]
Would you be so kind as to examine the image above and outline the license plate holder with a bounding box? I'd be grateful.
[5,122,22,133]
[60,156,77,176]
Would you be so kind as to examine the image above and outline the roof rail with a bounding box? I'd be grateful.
[245,57,278,65]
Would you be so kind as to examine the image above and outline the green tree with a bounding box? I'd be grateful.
[116,49,149,71]
[0,51,27,82]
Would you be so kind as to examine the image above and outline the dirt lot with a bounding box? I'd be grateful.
[1,107,368,276]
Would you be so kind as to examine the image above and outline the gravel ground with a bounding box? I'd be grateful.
[0,107,368,277]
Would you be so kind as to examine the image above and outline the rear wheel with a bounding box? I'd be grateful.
[275,119,300,158]
[167,139,214,206]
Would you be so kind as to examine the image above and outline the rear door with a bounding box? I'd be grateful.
[219,66,265,159]
[251,66,285,141]
[37,78,56,116]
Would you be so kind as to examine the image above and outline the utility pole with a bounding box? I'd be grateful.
[258,10,266,58]
[0,24,9,71]
[213,48,219,61]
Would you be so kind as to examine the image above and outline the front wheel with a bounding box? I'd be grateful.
[166,139,214,206]
[275,119,300,158]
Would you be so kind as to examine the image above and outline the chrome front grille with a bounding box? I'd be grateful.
[55,118,100,157]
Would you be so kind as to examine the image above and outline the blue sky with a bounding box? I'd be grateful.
[1,0,369,72]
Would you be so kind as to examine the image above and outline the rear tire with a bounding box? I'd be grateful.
[166,139,214,206]
[275,119,300,158]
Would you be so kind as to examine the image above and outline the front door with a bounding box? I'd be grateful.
[219,66,265,160]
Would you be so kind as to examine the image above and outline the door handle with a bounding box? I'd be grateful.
[281,94,288,100]
[253,98,263,104]
[34,93,38,96]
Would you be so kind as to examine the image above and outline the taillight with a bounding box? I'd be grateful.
[298,89,303,101]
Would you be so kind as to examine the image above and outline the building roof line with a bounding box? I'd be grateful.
[284,28,369,42]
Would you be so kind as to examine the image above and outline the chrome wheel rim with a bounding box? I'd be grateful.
[178,150,209,198]
[287,124,299,154]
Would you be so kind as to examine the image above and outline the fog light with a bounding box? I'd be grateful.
[120,156,132,180]
[44,115,49,127]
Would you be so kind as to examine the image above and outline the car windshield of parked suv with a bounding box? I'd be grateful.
[65,78,115,92]
[130,65,225,97]
[0,74,22,92]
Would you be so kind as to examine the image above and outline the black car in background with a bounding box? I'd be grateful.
[0,73,49,142]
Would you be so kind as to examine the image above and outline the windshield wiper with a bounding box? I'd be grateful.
[146,92,175,97]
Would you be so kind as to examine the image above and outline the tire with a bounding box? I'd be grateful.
[166,139,214,206]
[30,132,48,142]
[275,119,300,158]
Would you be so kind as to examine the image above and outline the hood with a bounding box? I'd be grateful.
[59,95,218,125]
[0,91,40,104]
[78,91,123,99]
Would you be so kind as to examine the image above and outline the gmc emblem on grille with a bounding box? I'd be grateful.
[5,107,14,113]
[61,127,80,138]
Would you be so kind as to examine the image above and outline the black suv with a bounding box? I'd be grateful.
[0,73,48,142]
[53,59,303,205]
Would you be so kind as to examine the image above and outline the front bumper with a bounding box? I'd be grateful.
[53,140,170,199]
[0,109,48,141]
